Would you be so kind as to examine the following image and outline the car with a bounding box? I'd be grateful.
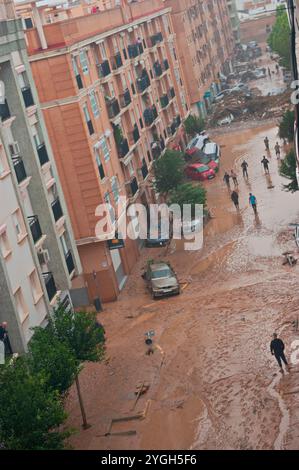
[145,222,170,247]
[203,142,221,162]
[218,114,234,126]
[143,261,180,299]
[185,163,215,181]
[185,133,209,156]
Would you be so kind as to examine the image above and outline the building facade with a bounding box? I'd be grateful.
[0,0,84,353]
[227,0,241,44]
[165,0,235,118]
[15,0,190,302]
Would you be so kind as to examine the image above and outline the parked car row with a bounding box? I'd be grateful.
[185,132,221,181]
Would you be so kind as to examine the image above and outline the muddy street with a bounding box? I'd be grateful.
[66,121,299,451]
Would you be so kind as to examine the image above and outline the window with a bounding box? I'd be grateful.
[18,72,26,88]
[72,56,79,76]
[79,50,89,74]
[12,209,26,241]
[24,17,34,29]
[111,176,120,203]
[0,227,11,259]
[32,124,41,148]
[100,137,110,162]
[29,269,43,304]
[14,287,29,322]
[83,103,91,123]
[94,147,105,180]
[89,91,100,118]
[99,42,107,60]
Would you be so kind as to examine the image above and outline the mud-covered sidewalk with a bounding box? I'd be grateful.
[65,121,299,450]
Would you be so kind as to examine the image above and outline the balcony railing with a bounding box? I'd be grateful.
[149,32,163,47]
[117,138,129,159]
[136,74,150,93]
[128,44,140,59]
[51,197,63,222]
[97,60,111,78]
[130,177,139,196]
[106,97,120,119]
[153,61,162,77]
[65,250,75,275]
[21,86,35,108]
[0,100,11,121]
[42,272,57,302]
[75,74,83,90]
[13,157,27,184]
[37,143,49,166]
[28,215,42,244]
[112,52,123,70]
[160,94,169,108]
[119,89,131,108]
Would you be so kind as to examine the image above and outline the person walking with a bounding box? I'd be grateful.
[241,160,249,178]
[223,171,230,188]
[274,142,281,158]
[268,67,271,78]
[231,190,239,211]
[261,156,270,174]
[231,169,238,187]
[270,333,290,373]
[249,193,257,214]
[264,136,270,151]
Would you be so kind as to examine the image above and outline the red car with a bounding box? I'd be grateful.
[185,163,215,181]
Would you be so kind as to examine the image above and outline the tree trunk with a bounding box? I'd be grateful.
[75,375,91,430]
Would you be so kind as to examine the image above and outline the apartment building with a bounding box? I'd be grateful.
[165,0,235,118]
[14,0,190,302]
[227,0,241,44]
[0,0,85,353]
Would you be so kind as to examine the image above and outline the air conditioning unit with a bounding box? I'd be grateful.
[38,249,50,265]
[8,142,20,157]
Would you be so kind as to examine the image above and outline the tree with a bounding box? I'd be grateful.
[28,326,79,395]
[48,305,105,429]
[268,6,291,68]
[0,358,68,450]
[153,149,185,196]
[169,182,207,217]
[278,110,295,142]
[184,114,205,137]
[279,149,299,192]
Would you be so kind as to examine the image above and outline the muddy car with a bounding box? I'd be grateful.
[143,261,180,299]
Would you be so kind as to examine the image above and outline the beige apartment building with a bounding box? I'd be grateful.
[14,0,191,302]
[165,0,235,118]
[0,0,85,353]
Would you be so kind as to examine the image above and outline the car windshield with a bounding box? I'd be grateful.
[196,166,209,173]
[152,268,172,279]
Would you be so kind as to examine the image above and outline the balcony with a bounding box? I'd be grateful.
[175,114,181,126]
[130,177,139,196]
[136,74,150,93]
[163,59,169,71]
[13,157,27,184]
[141,161,148,179]
[130,125,140,144]
[112,52,123,70]
[160,94,169,108]
[169,87,175,99]
[143,106,157,127]
[37,143,49,166]
[106,97,120,119]
[21,86,35,108]
[151,142,162,159]
[51,197,63,222]
[119,89,131,108]
[128,44,140,59]
[42,272,57,302]
[28,215,42,244]
[75,74,83,90]
[65,250,75,275]
[149,32,163,47]
[97,60,111,78]
[0,100,11,121]
[117,138,129,159]
[153,61,162,77]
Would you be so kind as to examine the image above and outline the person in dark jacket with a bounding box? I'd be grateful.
[270,333,290,373]
[231,190,239,210]
[261,156,270,174]
[223,171,230,188]
[241,160,249,178]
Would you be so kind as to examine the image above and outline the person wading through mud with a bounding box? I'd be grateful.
[270,333,290,374]
[249,193,257,214]
[241,160,249,179]
[231,169,238,187]
[261,156,270,174]
[223,171,230,189]
[231,190,239,211]
[264,136,270,151]
[274,142,281,158]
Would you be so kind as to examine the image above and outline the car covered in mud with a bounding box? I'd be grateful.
[203,142,221,163]
[142,261,180,299]
[185,163,215,181]
[185,133,209,156]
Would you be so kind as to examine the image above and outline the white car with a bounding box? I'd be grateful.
[203,142,221,161]
[186,133,209,153]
